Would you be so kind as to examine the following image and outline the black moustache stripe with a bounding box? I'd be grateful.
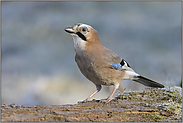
[76,32,87,41]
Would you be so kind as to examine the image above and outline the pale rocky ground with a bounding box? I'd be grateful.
[1,86,182,122]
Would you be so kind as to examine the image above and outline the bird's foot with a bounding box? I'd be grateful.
[78,100,87,104]
[99,97,115,104]
[78,98,89,104]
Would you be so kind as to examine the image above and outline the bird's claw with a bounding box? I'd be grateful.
[78,99,89,104]
[99,97,114,103]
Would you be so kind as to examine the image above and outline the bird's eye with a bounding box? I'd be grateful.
[82,28,86,32]
[81,27,88,34]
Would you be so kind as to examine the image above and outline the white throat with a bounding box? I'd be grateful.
[72,34,86,52]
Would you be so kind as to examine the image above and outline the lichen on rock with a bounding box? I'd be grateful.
[118,86,182,121]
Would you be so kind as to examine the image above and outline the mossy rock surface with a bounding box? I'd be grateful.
[1,86,182,122]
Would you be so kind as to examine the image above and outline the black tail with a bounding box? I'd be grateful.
[133,76,164,88]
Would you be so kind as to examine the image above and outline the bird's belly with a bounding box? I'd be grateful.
[75,56,124,85]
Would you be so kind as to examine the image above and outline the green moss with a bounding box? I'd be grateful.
[150,114,166,122]
[118,86,182,121]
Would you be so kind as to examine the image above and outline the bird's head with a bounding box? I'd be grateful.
[65,23,100,43]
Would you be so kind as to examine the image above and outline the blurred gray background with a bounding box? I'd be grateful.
[2,1,181,105]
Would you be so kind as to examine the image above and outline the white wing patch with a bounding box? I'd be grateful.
[121,59,130,69]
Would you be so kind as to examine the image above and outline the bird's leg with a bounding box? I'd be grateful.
[100,84,119,103]
[80,85,102,103]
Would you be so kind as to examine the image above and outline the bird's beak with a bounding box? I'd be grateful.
[64,27,76,34]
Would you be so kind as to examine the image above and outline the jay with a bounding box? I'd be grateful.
[65,23,164,103]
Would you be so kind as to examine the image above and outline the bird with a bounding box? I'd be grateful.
[64,23,164,103]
